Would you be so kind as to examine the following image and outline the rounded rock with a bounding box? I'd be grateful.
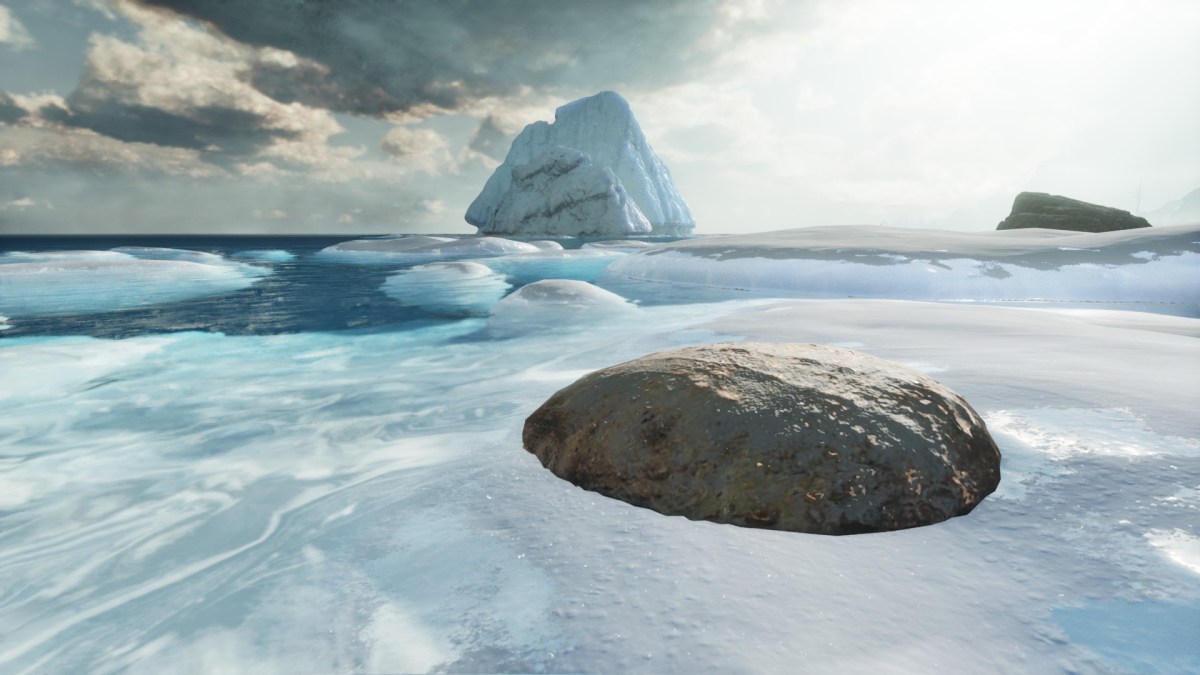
[523,342,1001,535]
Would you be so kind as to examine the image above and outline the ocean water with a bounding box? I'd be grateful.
[1,233,1197,674]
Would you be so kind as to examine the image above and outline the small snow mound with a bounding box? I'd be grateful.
[382,262,511,317]
[526,240,565,251]
[487,279,635,336]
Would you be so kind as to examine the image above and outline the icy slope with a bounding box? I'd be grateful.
[466,91,694,235]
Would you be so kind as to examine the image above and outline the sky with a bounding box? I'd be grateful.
[0,0,1197,235]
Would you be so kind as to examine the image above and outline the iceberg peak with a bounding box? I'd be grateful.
[466,91,694,236]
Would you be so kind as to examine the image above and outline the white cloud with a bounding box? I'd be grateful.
[0,5,34,51]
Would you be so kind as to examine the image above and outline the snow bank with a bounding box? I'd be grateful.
[0,249,268,318]
[381,262,511,317]
[606,224,1200,314]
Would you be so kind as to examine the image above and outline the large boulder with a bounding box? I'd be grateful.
[524,343,1001,535]
[997,192,1151,233]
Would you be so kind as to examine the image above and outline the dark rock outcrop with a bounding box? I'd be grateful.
[523,343,1001,535]
[997,192,1151,233]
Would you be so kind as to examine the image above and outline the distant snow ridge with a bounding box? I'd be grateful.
[466,91,694,236]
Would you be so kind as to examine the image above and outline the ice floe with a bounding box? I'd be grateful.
[381,262,511,317]
[0,248,268,318]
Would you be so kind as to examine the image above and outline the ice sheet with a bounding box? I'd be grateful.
[0,249,268,318]
[1,298,1196,673]
[316,236,540,264]
[606,224,1200,315]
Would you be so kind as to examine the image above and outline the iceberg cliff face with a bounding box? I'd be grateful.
[491,147,651,236]
[466,91,694,236]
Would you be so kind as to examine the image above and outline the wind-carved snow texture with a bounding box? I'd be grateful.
[0,248,268,317]
[466,91,695,236]
[2,230,1198,673]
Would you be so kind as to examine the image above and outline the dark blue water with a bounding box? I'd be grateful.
[0,235,442,339]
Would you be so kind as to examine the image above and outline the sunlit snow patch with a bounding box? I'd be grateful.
[0,249,268,318]
[487,279,636,337]
[315,235,539,264]
[231,249,296,262]
[1146,529,1200,575]
[381,262,511,317]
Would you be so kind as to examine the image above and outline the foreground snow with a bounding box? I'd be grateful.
[1,294,1196,673]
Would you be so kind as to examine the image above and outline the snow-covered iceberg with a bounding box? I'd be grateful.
[488,147,652,236]
[604,224,1200,314]
[0,249,268,318]
[466,91,694,236]
[381,262,511,317]
[316,236,540,264]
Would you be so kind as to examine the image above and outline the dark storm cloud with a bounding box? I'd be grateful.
[0,92,28,124]
[46,90,296,159]
[467,115,508,160]
[137,0,781,118]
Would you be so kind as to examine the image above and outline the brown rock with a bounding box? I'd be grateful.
[523,343,1001,535]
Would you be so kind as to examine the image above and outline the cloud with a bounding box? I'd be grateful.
[0,93,27,124]
[380,125,453,173]
[135,0,805,120]
[38,0,355,174]
[0,5,34,51]
[466,116,509,161]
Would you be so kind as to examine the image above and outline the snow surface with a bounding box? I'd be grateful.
[1,231,1197,674]
[231,249,296,262]
[606,224,1200,315]
[0,249,267,318]
[479,248,626,285]
[382,262,511,317]
[316,235,540,264]
[467,91,694,235]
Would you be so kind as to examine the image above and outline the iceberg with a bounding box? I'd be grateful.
[0,249,268,318]
[381,262,511,317]
[466,91,694,236]
[487,147,652,236]
[316,236,539,264]
[604,224,1200,314]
